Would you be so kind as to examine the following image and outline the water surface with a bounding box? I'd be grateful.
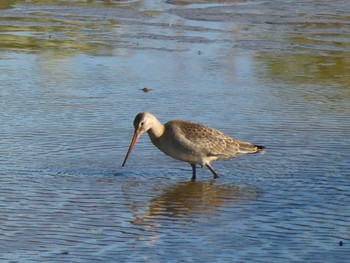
[1,0,350,262]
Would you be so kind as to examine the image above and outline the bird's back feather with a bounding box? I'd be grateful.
[165,120,262,161]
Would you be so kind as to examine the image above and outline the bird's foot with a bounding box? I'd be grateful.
[206,164,220,179]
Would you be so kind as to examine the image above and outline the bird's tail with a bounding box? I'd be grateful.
[255,145,266,154]
[236,141,266,155]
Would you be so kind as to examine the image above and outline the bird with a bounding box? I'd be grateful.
[122,112,265,180]
[141,87,151,92]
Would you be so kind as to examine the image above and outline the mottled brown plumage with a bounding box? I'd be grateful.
[122,112,265,180]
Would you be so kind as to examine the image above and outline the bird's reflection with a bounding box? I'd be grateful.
[131,180,258,224]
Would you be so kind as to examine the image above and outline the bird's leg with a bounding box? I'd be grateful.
[206,164,219,179]
[191,163,196,181]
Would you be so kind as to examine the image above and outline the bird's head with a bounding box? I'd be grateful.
[122,112,154,167]
[133,112,154,134]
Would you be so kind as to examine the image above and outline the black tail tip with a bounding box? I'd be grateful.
[256,145,266,154]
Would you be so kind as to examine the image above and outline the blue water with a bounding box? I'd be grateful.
[1,0,350,262]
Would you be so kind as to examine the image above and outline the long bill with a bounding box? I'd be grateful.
[122,130,141,167]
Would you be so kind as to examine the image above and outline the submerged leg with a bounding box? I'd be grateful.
[206,164,219,179]
[191,163,196,181]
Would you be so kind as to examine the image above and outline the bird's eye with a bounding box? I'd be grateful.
[140,122,144,127]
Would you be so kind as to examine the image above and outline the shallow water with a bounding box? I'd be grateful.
[1,0,350,262]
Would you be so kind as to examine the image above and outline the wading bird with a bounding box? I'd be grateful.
[122,112,265,180]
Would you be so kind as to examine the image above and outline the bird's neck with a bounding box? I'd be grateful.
[147,117,165,139]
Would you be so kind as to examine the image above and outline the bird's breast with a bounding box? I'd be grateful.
[148,129,202,164]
